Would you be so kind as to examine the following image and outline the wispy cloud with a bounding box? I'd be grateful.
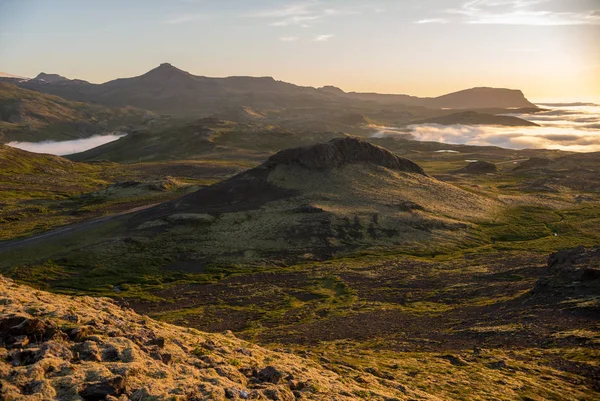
[313,34,333,41]
[279,36,299,42]
[415,18,449,24]
[248,2,355,27]
[162,14,207,24]
[418,0,600,26]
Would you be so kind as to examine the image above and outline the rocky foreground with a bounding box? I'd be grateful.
[0,276,432,401]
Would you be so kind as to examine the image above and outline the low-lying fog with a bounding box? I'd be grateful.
[5,104,599,156]
[7,134,125,156]
[378,103,600,152]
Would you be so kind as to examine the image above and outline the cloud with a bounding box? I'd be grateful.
[417,0,600,26]
[279,36,299,42]
[162,14,207,24]
[370,103,600,152]
[506,104,600,127]
[7,134,125,156]
[403,124,600,152]
[248,2,355,27]
[415,18,449,24]
[313,34,333,41]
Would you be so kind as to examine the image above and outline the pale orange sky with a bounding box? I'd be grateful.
[1,0,599,101]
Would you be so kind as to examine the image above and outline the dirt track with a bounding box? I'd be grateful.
[0,203,158,252]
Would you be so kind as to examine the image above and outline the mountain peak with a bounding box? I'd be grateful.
[33,72,69,83]
[319,85,346,95]
[141,63,191,80]
[266,136,426,174]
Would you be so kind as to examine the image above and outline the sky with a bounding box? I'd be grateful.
[0,0,599,101]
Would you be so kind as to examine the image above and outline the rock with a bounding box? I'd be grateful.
[439,354,469,366]
[225,388,238,399]
[236,347,253,356]
[5,317,56,341]
[258,366,283,384]
[455,161,498,174]
[161,353,173,365]
[263,388,295,401]
[266,137,426,175]
[39,341,73,360]
[146,337,165,347]
[69,326,93,342]
[150,350,173,365]
[535,246,600,293]
[75,341,102,362]
[64,314,80,323]
[0,315,28,332]
[288,380,306,391]
[547,246,600,280]
[486,360,508,370]
[9,349,38,366]
[102,346,120,362]
[79,376,126,401]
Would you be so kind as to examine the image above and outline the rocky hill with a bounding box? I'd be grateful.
[4,136,491,274]
[456,161,498,174]
[0,275,432,400]
[535,246,600,303]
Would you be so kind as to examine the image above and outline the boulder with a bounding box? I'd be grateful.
[258,366,283,384]
[79,376,126,401]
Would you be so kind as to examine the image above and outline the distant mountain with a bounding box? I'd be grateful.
[410,111,539,126]
[0,82,154,142]
[17,64,538,116]
[33,72,70,83]
[319,86,537,109]
[425,87,536,109]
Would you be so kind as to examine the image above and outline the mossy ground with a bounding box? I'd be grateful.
[1,138,599,399]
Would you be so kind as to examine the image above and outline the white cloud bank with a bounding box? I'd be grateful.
[374,103,600,152]
[7,134,125,156]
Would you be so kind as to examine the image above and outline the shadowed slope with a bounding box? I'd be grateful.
[0,83,152,142]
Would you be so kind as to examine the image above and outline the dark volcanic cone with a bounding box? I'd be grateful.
[266,136,426,174]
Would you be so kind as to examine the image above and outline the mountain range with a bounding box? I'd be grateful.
[10,63,536,116]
